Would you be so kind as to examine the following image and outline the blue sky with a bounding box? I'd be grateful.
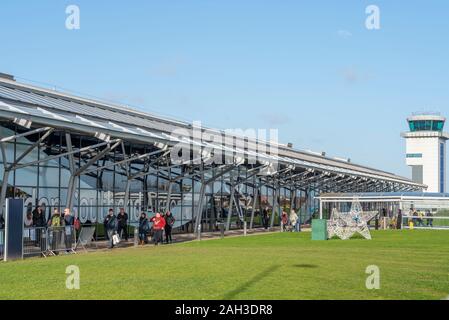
[0,0,448,179]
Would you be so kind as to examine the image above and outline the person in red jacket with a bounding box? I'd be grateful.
[151,213,166,246]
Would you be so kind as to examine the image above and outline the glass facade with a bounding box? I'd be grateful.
[408,120,445,132]
[1,124,305,237]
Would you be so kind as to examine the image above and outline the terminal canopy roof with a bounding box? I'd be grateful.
[0,76,425,191]
[318,192,449,202]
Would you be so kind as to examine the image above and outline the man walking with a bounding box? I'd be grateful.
[104,209,118,249]
[117,208,129,241]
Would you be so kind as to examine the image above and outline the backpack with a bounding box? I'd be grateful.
[74,218,81,231]
[108,216,118,230]
[51,215,61,227]
[142,220,150,232]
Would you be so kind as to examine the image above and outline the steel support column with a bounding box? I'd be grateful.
[226,176,235,231]
[194,165,235,234]
[65,133,77,210]
[249,183,259,229]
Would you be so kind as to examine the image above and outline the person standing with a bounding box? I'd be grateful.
[151,213,166,246]
[426,210,434,228]
[281,211,288,231]
[164,211,175,244]
[408,208,414,227]
[138,212,150,245]
[103,209,118,249]
[396,209,403,230]
[117,208,129,241]
[32,205,46,227]
[32,204,46,248]
[63,208,74,253]
[289,210,299,232]
[48,208,62,252]
[262,208,269,230]
[417,210,425,227]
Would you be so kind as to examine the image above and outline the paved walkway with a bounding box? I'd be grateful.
[79,227,283,252]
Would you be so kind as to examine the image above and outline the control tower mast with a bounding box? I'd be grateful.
[402,113,448,193]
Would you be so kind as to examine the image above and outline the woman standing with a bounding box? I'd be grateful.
[138,212,149,245]
[151,213,166,246]
[289,210,299,232]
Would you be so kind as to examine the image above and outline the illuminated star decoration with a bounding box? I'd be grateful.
[327,199,378,240]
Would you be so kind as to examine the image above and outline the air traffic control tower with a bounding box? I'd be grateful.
[402,113,448,193]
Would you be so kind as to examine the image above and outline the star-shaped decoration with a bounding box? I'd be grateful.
[327,199,378,240]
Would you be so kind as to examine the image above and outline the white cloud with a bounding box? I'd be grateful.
[337,29,352,39]
[259,113,290,126]
[340,67,374,84]
[149,57,187,77]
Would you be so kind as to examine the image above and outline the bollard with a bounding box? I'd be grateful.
[134,227,139,247]
[244,221,247,237]
[197,224,201,241]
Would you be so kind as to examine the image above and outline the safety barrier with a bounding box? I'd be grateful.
[22,226,77,257]
[47,226,77,255]
[402,216,449,230]
[75,226,96,252]
[23,227,48,257]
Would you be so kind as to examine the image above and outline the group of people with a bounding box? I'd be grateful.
[407,209,434,227]
[103,208,131,249]
[281,210,301,232]
[47,207,77,253]
[261,207,301,232]
[20,204,79,253]
[103,208,175,249]
[138,211,175,246]
[376,208,435,229]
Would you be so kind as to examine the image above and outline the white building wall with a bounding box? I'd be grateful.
[439,139,446,193]
[405,137,442,192]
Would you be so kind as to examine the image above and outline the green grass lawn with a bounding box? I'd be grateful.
[1,230,448,300]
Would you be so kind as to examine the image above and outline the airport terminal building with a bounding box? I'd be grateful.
[0,73,424,232]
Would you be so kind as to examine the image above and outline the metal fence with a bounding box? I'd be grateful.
[23,226,77,258]
[402,216,449,230]
[23,227,48,257]
[47,226,76,254]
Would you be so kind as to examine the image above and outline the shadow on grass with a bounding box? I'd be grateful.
[222,265,280,299]
[293,264,318,269]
